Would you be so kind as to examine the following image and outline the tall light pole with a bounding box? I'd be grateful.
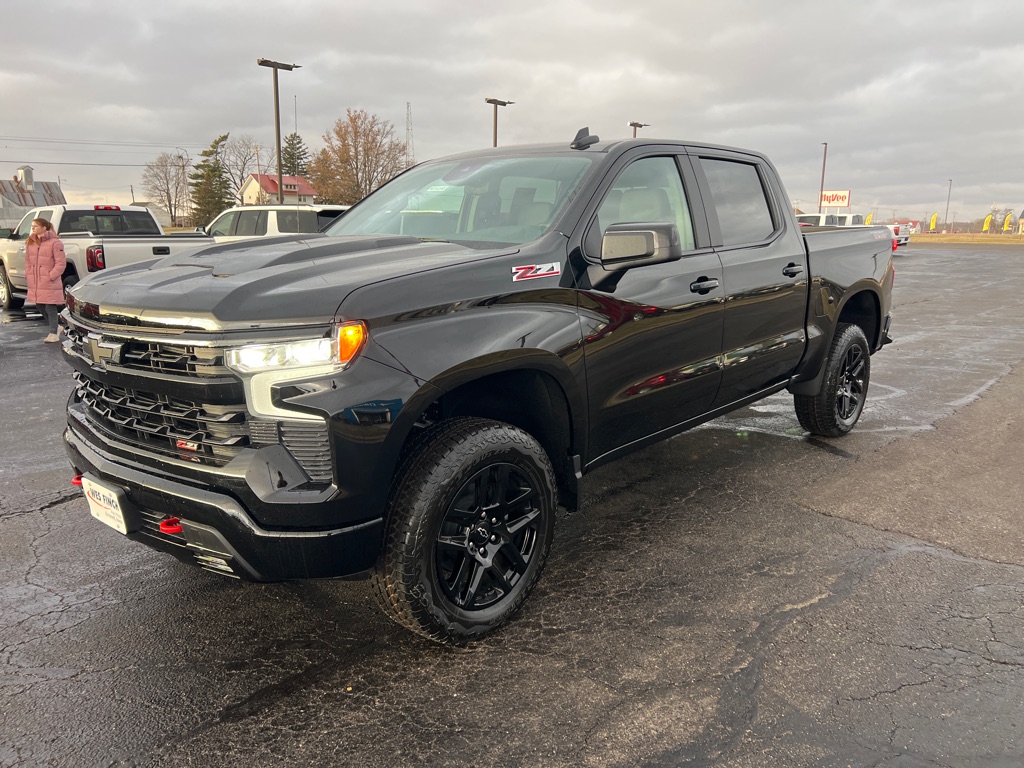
[944,179,952,232]
[484,97,514,147]
[175,147,191,226]
[628,121,650,138]
[257,58,301,203]
[818,142,828,214]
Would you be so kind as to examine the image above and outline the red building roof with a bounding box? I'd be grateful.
[250,174,316,196]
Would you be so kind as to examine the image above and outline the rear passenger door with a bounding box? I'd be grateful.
[690,152,809,407]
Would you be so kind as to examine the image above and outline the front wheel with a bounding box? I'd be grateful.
[0,265,24,311]
[372,417,556,645]
[794,323,871,437]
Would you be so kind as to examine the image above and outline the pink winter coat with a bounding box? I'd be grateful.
[25,229,67,305]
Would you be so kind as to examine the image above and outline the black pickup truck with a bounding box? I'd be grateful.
[61,130,894,644]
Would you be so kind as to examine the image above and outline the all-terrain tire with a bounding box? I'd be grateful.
[371,417,557,645]
[794,323,871,437]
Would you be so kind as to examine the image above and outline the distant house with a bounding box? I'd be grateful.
[0,166,67,228]
[239,174,317,206]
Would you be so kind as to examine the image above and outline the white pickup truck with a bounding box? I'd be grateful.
[796,213,907,248]
[0,205,212,310]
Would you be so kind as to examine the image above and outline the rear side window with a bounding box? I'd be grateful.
[121,211,160,234]
[278,210,321,233]
[236,210,267,237]
[700,158,775,246]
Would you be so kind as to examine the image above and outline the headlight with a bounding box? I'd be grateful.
[225,321,367,374]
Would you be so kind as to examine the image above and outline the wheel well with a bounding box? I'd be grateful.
[415,369,577,509]
[837,290,880,347]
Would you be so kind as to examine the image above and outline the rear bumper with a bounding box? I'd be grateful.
[64,419,384,582]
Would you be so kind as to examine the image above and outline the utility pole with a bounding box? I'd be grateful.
[628,121,650,138]
[406,102,416,167]
[817,142,828,214]
[944,179,952,232]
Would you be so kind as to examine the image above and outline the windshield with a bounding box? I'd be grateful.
[323,154,595,246]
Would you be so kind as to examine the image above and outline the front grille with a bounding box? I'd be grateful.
[65,324,230,377]
[68,323,335,483]
[74,371,248,466]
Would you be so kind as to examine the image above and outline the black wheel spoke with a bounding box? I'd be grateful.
[497,540,529,576]
[506,507,540,537]
[460,561,487,608]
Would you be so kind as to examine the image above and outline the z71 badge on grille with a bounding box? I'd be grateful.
[511,263,561,282]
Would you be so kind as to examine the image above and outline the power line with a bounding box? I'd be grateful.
[0,135,206,149]
[0,160,149,167]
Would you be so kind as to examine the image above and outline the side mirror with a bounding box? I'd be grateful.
[600,222,682,270]
[0,228,14,239]
[195,226,206,234]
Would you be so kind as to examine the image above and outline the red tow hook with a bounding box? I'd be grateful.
[159,517,184,535]
[72,474,83,486]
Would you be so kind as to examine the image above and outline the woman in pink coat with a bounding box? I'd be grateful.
[25,218,67,343]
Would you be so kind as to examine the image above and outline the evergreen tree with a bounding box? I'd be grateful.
[189,134,233,227]
[280,132,311,176]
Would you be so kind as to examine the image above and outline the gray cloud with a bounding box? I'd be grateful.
[4,0,1021,221]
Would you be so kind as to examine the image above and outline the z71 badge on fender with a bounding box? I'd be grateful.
[511,262,561,282]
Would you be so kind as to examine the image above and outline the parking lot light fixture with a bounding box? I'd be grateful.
[257,58,301,203]
[628,121,650,138]
[484,98,514,147]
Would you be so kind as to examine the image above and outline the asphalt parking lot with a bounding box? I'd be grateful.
[1,242,1023,767]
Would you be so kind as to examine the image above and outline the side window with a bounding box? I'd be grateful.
[296,211,320,232]
[121,211,161,234]
[208,211,238,237]
[277,211,298,233]
[235,210,265,236]
[595,157,695,250]
[700,158,775,246]
[19,210,54,237]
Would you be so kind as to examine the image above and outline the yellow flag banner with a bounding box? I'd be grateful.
[929,212,939,231]
[864,212,874,225]
[983,214,993,233]
[1003,213,1013,232]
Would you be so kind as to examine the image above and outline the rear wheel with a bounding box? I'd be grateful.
[0,265,24,310]
[795,323,871,437]
[372,417,556,644]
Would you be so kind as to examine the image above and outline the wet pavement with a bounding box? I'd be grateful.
[1,243,1022,767]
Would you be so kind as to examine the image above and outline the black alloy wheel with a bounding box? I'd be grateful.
[435,462,543,612]
[794,323,871,437]
[372,417,556,644]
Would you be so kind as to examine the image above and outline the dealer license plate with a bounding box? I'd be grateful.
[82,476,129,535]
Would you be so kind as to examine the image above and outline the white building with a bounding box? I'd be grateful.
[239,174,317,206]
[0,167,66,228]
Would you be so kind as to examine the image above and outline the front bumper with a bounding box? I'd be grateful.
[65,418,384,581]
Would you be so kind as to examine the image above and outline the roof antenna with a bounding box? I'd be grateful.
[570,127,599,150]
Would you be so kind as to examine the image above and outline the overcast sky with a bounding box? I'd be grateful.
[3,0,1022,222]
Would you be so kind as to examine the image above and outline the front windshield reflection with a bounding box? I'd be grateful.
[324,154,594,247]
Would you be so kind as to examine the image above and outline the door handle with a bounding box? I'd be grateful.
[152,246,171,256]
[689,277,720,294]
[782,263,804,278]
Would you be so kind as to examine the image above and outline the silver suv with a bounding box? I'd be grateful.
[204,204,350,243]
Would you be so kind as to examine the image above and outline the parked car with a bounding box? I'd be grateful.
[0,205,212,311]
[62,131,894,645]
[202,204,350,243]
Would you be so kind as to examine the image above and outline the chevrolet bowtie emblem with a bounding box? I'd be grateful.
[85,334,124,368]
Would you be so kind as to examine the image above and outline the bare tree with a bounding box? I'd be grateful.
[222,134,270,204]
[307,109,407,205]
[141,153,191,226]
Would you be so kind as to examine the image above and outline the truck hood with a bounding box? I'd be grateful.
[68,234,515,331]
